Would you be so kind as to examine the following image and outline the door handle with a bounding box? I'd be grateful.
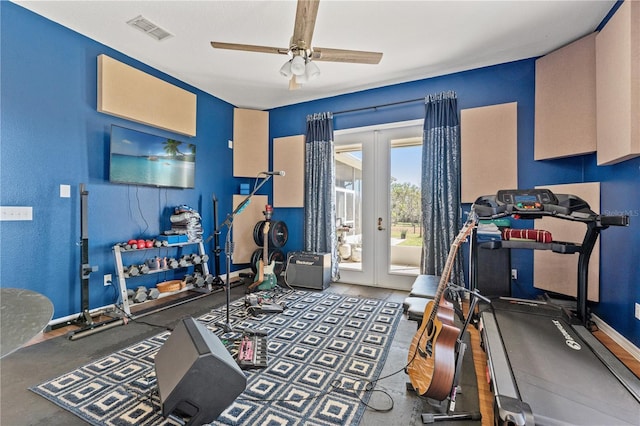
[377,217,386,231]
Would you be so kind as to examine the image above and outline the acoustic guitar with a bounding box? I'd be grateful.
[249,221,278,291]
[406,214,476,401]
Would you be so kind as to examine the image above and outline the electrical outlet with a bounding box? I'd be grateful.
[104,274,112,286]
[511,269,518,280]
[635,303,640,320]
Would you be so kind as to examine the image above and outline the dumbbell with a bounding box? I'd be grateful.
[148,288,160,300]
[201,254,209,263]
[138,264,150,275]
[190,254,202,264]
[192,273,205,288]
[204,274,214,286]
[183,274,195,286]
[178,256,191,268]
[133,286,148,303]
[167,258,179,269]
[145,258,158,271]
[126,265,140,277]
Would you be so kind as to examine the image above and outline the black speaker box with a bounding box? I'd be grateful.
[286,252,331,290]
[477,247,511,297]
[154,317,246,425]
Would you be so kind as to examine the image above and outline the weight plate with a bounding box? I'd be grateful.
[268,248,285,276]
[250,248,262,274]
[269,221,288,248]
[253,220,289,248]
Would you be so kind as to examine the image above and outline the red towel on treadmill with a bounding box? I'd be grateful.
[502,228,552,243]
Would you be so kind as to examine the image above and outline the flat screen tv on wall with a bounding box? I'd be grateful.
[109,125,196,189]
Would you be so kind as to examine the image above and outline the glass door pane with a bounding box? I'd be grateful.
[335,146,363,272]
[388,143,422,276]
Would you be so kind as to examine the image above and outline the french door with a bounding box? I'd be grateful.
[334,120,423,290]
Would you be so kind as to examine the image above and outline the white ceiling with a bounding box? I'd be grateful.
[13,0,615,110]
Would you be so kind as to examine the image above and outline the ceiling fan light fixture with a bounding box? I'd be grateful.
[279,60,293,78]
[290,55,306,75]
[305,60,321,81]
[295,70,308,85]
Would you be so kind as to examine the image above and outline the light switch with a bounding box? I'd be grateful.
[0,206,33,221]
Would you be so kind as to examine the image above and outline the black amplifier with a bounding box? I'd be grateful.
[286,252,331,290]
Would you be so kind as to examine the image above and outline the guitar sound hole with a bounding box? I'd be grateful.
[426,321,433,335]
[417,337,434,358]
[425,339,433,357]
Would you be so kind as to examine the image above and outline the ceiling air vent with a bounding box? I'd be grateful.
[126,15,173,41]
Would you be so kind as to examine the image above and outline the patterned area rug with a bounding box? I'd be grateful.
[31,290,403,425]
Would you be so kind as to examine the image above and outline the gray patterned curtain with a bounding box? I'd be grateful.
[304,112,339,281]
[421,91,464,285]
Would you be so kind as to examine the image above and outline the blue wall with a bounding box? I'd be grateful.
[0,2,247,319]
[2,2,638,345]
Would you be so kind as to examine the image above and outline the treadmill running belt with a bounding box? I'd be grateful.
[494,307,640,425]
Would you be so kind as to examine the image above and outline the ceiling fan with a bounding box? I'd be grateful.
[210,0,383,90]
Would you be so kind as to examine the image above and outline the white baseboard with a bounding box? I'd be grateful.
[591,314,640,362]
[48,270,248,327]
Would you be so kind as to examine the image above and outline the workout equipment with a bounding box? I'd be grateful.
[249,217,279,291]
[133,289,147,304]
[253,219,288,247]
[56,184,127,340]
[250,248,285,276]
[155,317,246,425]
[148,288,160,300]
[472,188,639,425]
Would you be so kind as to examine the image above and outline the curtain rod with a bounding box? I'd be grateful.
[332,97,424,116]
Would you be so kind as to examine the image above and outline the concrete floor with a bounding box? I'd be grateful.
[0,282,479,425]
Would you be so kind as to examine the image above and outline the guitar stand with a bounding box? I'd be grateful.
[418,285,486,424]
[208,194,226,287]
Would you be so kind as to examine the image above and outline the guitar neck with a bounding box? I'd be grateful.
[427,216,476,323]
[428,244,459,321]
[262,221,270,270]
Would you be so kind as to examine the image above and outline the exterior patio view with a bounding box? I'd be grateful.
[335,140,422,276]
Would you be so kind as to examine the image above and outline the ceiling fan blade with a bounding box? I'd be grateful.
[210,41,289,56]
[311,47,383,64]
[292,0,320,49]
[289,76,301,91]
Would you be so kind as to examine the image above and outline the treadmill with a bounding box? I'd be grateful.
[471,188,639,425]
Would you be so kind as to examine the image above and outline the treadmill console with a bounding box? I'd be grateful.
[496,189,558,212]
[473,188,629,227]
[473,188,595,221]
